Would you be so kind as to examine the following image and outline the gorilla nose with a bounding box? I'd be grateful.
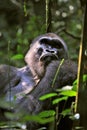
[46,47,58,55]
[40,51,58,62]
[45,48,58,55]
[46,49,55,53]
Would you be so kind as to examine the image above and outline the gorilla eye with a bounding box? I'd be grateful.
[38,48,43,55]
[51,41,63,49]
[56,43,63,49]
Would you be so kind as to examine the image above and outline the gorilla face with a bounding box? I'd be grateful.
[38,38,59,62]
[25,33,68,80]
[38,33,68,60]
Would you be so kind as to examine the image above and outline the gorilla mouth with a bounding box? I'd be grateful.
[40,53,58,62]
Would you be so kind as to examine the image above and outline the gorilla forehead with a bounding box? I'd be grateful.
[31,33,63,45]
[30,33,68,53]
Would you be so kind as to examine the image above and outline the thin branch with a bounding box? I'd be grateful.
[63,29,81,40]
[56,27,81,40]
[46,0,52,32]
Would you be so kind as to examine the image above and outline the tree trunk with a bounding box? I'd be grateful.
[73,1,87,130]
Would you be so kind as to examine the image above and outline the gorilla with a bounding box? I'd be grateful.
[0,33,77,130]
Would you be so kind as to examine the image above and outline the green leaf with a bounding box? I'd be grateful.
[39,93,57,101]
[39,110,55,118]
[83,74,87,82]
[73,79,78,91]
[11,54,24,60]
[23,115,41,122]
[52,96,68,105]
[59,90,76,97]
[23,112,55,124]
[73,74,87,91]
[61,108,71,117]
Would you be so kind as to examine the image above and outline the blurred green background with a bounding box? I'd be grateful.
[0,0,82,67]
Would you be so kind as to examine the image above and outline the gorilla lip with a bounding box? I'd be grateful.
[39,53,58,62]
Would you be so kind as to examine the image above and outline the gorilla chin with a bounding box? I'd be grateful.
[39,53,58,64]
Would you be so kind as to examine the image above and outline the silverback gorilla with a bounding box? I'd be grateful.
[0,33,77,130]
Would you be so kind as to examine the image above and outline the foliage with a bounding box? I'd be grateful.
[40,85,76,118]
[0,74,86,129]
[39,74,87,128]
[0,0,82,66]
[0,0,85,129]
[73,74,87,91]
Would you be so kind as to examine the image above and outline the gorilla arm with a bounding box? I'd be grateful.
[13,60,77,130]
[0,65,37,101]
[0,64,39,123]
[0,65,20,94]
[15,60,77,115]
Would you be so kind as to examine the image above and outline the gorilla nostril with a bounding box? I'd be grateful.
[51,50,55,53]
[46,49,55,53]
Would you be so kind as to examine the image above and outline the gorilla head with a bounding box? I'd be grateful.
[25,33,68,80]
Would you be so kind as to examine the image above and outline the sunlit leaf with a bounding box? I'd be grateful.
[61,108,71,117]
[39,110,55,118]
[11,54,24,60]
[23,115,43,123]
[52,96,68,105]
[73,79,78,91]
[73,74,87,91]
[39,93,57,101]
[59,90,76,97]
[22,114,55,124]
